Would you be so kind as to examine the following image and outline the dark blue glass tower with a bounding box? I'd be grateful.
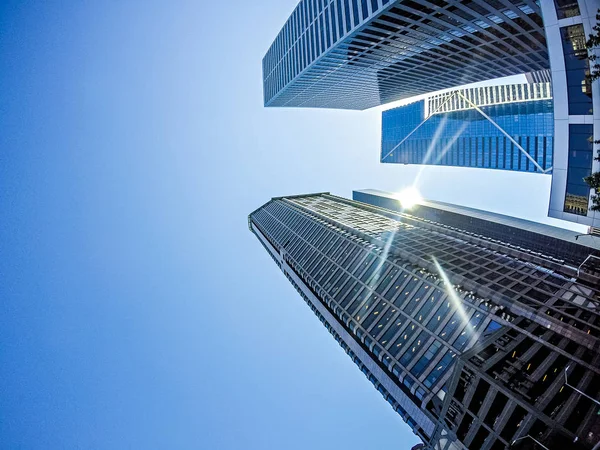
[381,82,554,173]
[250,192,600,450]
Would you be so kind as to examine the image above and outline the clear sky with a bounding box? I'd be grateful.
[0,1,585,449]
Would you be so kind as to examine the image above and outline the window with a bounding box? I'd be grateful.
[410,340,442,378]
[361,0,369,21]
[390,322,417,358]
[331,275,351,298]
[403,284,431,316]
[369,304,397,337]
[343,0,352,32]
[346,288,370,314]
[426,300,451,332]
[362,300,385,329]
[370,0,378,14]
[375,265,398,294]
[453,312,484,351]
[424,351,455,388]
[554,0,580,19]
[351,0,360,26]
[399,330,427,366]
[564,124,593,215]
[360,257,382,283]
[440,311,462,342]
[389,275,417,304]
[336,0,344,37]
[415,291,440,324]
[354,293,378,321]
[380,317,404,346]
[340,284,362,308]
[561,25,592,115]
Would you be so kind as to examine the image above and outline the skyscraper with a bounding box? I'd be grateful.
[381,81,554,174]
[353,189,600,271]
[541,1,600,228]
[249,192,600,449]
[263,0,600,228]
[262,1,548,109]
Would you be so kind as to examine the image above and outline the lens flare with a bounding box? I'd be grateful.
[396,187,422,210]
[432,256,473,335]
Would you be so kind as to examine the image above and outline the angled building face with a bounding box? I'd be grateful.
[380,82,555,173]
[541,0,600,228]
[352,189,600,271]
[249,192,600,450]
[262,1,548,110]
[262,0,600,228]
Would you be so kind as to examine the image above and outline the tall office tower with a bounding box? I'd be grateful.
[263,0,600,228]
[540,1,600,229]
[353,189,600,283]
[249,193,600,450]
[380,81,554,174]
[262,1,548,109]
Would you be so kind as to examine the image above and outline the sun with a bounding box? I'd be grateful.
[396,187,422,210]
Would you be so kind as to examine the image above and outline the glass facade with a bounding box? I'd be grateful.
[553,0,581,18]
[381,83,554,173]
[352,189,600,268]
[250,193,600,450]
[263,1,548,109]
[561,24,593,116]
[564,124,594,215]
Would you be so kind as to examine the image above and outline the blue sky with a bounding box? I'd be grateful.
[0,1,584,449]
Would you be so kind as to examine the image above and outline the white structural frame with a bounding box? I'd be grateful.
[511,434,551,449]
[541,0,600,227]
[564,365,600,407]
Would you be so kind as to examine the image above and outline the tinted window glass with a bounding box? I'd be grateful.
[424,351,455,388]
[561,25,592,115]
[554,0,580,19]
[564,124,593,215]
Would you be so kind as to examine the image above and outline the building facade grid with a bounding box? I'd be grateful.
[250,193,600,449]
[381,82,554,173]
[263,0,548,109]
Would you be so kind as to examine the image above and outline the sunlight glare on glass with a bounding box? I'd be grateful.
[396,187,422,210]
[432,256,472,334]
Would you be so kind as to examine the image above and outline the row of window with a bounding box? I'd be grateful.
[356,191,591,267]
[383,135,554,172]
[264,0,388,101]
[281,268,429,440]
[374,217,600,335]
[382,97,554,172]
[427,82,552,115]
[290,195,600,334]
[259,200,492,400]
[253,195,600,423]
[264,1,545,108]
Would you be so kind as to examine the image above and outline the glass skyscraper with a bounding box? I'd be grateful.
[541,1,599,228]
[353,189,600,276]
[262,1,548,109]
[381,82,554,173]
[250,192,600,449]
[263,0,600,228]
